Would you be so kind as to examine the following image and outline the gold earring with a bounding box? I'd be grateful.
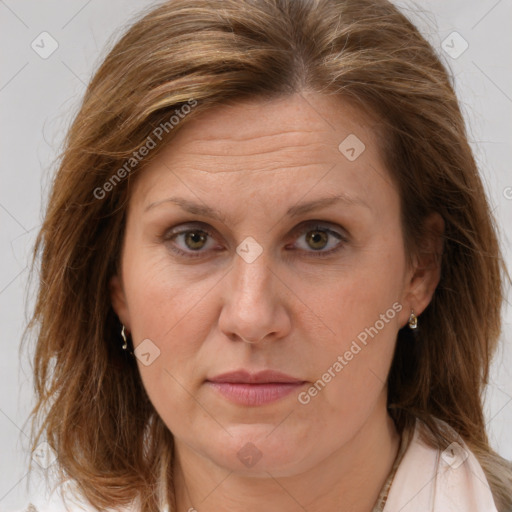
[121,325,128,350]
[408,310,418,330]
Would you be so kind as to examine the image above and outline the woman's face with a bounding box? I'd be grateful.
[110,93,439,476]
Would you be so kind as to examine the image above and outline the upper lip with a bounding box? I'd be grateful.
[207,370,305,384]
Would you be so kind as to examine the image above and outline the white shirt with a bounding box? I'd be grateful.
[383,418,499,512]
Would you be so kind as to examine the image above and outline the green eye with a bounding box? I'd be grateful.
[292,223,346,257]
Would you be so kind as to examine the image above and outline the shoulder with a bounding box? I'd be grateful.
[384,417,499,512]
[9,480,138,512]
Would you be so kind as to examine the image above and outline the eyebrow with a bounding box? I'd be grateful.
[144,193,369,223]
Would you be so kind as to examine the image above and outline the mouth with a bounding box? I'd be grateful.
[205,369,307,406]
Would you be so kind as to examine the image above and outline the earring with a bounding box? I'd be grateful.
[408,310,418,330]
[121,325,128,350]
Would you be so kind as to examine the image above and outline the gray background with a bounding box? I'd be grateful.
[1,0,511,509]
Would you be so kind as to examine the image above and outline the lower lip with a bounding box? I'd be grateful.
[206,381,306,406]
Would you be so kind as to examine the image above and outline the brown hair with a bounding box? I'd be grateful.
[22,0,512,510]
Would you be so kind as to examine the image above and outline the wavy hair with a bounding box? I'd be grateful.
[22,0,512,510]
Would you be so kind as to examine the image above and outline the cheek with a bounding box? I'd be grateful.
[124,265,213,432]
[119,248,210,402]
[312,236,405,342]
[299,237,405,409]
[296,295,399,435]
[122,243,211,340]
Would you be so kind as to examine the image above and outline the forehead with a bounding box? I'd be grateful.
[155,93,379,160]
[130,93,394,214]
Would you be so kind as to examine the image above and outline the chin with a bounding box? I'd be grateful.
[200,427,312,476]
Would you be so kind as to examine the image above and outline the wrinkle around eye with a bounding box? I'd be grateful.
[160,221,350,260]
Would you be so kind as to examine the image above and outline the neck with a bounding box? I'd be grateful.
[172,397,399,512]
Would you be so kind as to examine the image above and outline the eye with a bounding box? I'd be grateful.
[289,222,347,257]
[162,221,347,259]
[163,223,219,258]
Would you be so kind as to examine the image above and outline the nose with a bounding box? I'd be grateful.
[240,336,258,344]
[218,247,291,345]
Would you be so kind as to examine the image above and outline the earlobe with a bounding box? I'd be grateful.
[109,274,131,329]
[404,212,445,318]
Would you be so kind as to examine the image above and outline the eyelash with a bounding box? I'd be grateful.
[162,221,348,259]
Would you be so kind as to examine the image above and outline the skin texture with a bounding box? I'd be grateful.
[110,92,444,512]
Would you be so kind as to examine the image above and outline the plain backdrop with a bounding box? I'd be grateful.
[1,0,511,509]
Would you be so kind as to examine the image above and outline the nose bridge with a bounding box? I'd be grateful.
[232,238,274,303]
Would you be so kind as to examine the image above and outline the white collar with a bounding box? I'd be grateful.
[383,418,498,512]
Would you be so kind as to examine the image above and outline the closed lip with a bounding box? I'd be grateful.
[206,369,305,384]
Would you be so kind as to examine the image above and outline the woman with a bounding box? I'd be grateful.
[20,0,512,511]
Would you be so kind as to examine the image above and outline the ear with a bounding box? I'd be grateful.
[402,212,444,323]
[109,273,131,330]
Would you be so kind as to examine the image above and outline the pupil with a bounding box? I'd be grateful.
[308,230,327,250]
[187,232,205,249]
